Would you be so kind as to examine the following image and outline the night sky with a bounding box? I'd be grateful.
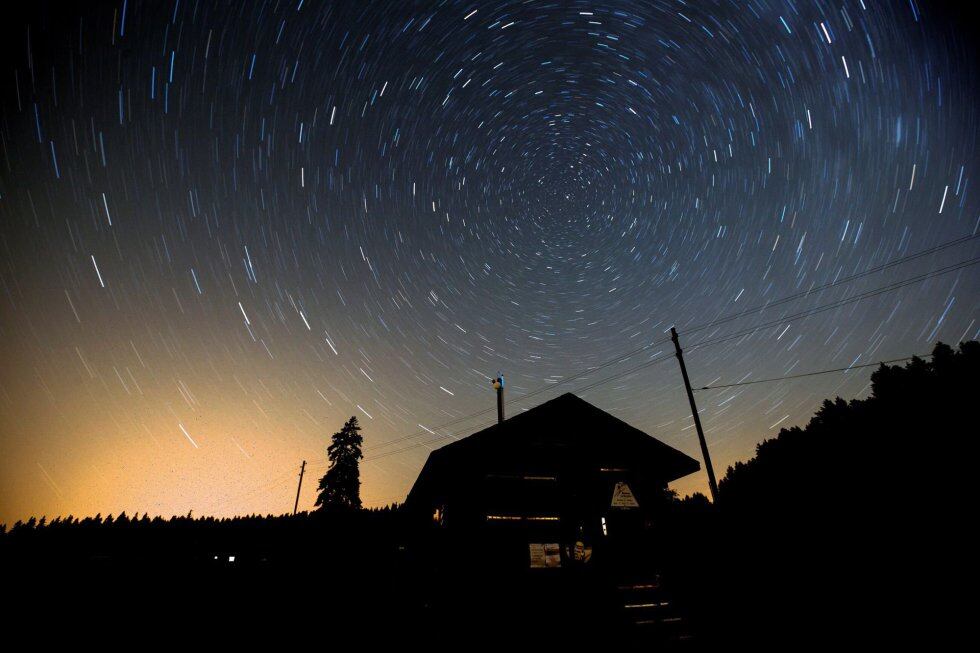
[1,0,977,525]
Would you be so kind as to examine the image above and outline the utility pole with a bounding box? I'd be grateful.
[492,373,505,424]
[670,327,719,503]
[293,460,306,515]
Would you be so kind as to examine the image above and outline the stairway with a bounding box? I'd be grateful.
[614,574,696,644]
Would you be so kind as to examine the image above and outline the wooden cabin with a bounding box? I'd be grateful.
[405,393,700,570]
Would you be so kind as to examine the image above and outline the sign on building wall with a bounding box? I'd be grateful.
[611,481,639,508]
[529,543,562,568]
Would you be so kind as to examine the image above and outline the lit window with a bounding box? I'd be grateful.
[601,516,608,536]
[486,514,559,522]
[228,555,236,562]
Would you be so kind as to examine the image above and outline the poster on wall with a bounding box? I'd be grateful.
[529,543,562,568]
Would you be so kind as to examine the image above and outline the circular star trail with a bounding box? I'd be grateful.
[0,0,977,522]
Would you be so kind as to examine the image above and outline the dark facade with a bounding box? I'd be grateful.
[405,393,700,570]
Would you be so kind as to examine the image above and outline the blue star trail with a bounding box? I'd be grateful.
[0,0,976,522]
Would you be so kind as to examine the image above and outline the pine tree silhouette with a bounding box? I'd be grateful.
[314,416,364,511]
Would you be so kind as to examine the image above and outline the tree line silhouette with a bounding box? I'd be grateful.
[2,341,974,642]
[657,340,976,644]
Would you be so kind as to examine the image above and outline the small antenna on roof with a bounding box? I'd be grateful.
[491,372,505,424]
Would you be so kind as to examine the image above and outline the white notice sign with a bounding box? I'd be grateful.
[611,481,639,508]
[529,543,561,568]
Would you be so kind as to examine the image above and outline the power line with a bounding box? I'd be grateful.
[360,256,979,462]
[683,256,980,352]
[694,355,928,391]
[680,233,980,339]
[232,241,978,513]
[363,236,979,456]
[361,337,672,454]
[362,356,681,462]
[362,344,676,457]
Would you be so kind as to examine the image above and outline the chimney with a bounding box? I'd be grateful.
[492,373,505,423]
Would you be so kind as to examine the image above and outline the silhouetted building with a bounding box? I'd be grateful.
[405,393,699,569]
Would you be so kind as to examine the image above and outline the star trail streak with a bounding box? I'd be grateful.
[0,0,977,524]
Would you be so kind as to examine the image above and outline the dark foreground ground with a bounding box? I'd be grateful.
[1,501,965,647]
[3,344,974,645]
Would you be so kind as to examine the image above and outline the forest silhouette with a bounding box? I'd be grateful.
[2,341,974,643]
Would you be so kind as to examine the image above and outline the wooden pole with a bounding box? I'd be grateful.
[670,328,719,503]
[497,384,505,423]
[293,460,306,515]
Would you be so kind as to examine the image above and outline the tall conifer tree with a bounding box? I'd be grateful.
[315,416,364,511]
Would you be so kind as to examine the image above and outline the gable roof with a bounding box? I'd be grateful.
[406,393,700,506]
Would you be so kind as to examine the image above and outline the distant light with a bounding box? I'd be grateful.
[601,517,608,536]
[486,514,559,522]
[228,555,236,562]
[525,516,560,521]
